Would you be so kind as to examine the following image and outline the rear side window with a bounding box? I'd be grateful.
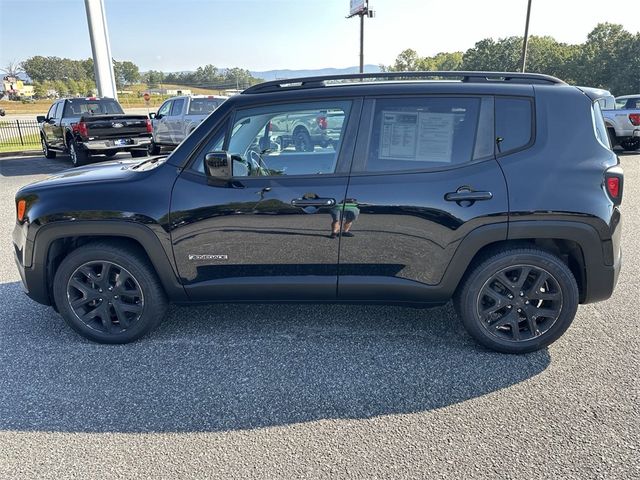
[361,97,482,172]
[495,97,533,155]
[591,102,611,149]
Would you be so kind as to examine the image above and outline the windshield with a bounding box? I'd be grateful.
[63,99,124,117]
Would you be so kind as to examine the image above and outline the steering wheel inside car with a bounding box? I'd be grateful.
[248,149,270,176]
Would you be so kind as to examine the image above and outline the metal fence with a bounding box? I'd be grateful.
[0,120,41,147]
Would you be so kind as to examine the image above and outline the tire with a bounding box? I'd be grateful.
[68,138,89,167]
[52,242,168,344]
[130,149,147,158]
[293,129,313,152]
[41,136,56,159]
[147,142,161,155]
[454,248,579,354]
[620,138,640,151]
[103,150,118,158]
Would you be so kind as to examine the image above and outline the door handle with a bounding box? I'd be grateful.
[444,190,493,202]
[291,197,336,207]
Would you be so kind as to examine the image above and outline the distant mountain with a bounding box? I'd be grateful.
[250,65,381,81]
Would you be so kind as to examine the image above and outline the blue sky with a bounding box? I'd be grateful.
[1,0,639,72]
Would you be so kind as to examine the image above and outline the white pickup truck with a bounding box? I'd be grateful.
[148,95,227,154]
[596,91,640,152]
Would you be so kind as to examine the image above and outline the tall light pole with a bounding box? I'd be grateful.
[520,0,533,72]
[84,0,118,99]
[348,1,374,73]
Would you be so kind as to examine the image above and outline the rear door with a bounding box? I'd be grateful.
[337,95,509,302]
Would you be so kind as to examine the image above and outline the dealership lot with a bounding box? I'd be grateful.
[0,153,638,478]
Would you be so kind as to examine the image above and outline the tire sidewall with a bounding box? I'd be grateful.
[458,251,579,354]
[52,246,165,343]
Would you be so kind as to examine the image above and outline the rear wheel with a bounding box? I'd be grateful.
[41,137,56,159]
[454,248,579,354]
[69,139,89,167]
[293,129,313,152]
[52,242,168,344]
[148,142,161,155]
[620,138,640,151]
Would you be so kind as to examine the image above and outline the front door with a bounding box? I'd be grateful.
[153,100,173,144]
[337,95,509,302]
[169,99,359,301]
[167,97,185,144]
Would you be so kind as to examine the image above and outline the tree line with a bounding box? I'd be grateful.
[383,23,639,95]
[17,56,262,98]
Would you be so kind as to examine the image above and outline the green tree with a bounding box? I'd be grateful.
[143,70,165,88]
[113,60,140,88]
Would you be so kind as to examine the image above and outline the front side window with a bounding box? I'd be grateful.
[170,98,185,116]
[361,97,482,172]
[225,101,351,177]
[157,101,172,117]
[47,102,58,120]
[495,97,533,155]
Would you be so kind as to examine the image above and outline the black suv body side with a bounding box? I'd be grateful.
[13,72,622,352]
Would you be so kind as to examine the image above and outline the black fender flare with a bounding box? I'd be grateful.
[28,220,187,304]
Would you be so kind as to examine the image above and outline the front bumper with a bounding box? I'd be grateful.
[80,136,151,151]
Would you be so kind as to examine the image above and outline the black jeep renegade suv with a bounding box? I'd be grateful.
[13,72,623,353]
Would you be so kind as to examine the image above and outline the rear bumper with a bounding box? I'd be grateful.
[633,129,640,138]
[80,136,151,151]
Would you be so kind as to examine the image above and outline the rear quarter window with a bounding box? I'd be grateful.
[495,97,533,155]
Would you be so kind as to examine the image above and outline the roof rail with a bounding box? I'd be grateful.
[243,71,566,94]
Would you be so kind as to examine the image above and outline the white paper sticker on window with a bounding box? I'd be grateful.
[379,110,456,162]
[416,112,455,162]
[379,112,418,159]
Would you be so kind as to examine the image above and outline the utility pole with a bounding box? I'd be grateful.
[520,0,533,72]
[84,0,118,99]
[348,1,374,74]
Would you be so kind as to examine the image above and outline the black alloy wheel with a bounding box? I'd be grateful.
[67,261,144,334]
[455,248,579,353]
[476,265,562,342]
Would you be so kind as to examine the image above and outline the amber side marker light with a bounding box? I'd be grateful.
[17,199,26,222]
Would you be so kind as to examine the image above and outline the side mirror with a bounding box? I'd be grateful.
[36,115,46,123]
[155,113,163,120]
[204,151,232,184]
[148,112,156,119]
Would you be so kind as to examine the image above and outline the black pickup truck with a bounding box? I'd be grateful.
[37,97,152,166]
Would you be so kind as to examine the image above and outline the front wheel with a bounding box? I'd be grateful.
[41,137,56,159]
[52,242,168,344]
[454,248,579,354]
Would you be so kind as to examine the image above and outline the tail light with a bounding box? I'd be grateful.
[316,115,328,130]
[16,199,26,222]
[629,113,640,126]
[145,118,153,133]
[604,166,623,206]
[72,121,88,138]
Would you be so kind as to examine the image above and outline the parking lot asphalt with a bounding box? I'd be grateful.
[0,152,638,479]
